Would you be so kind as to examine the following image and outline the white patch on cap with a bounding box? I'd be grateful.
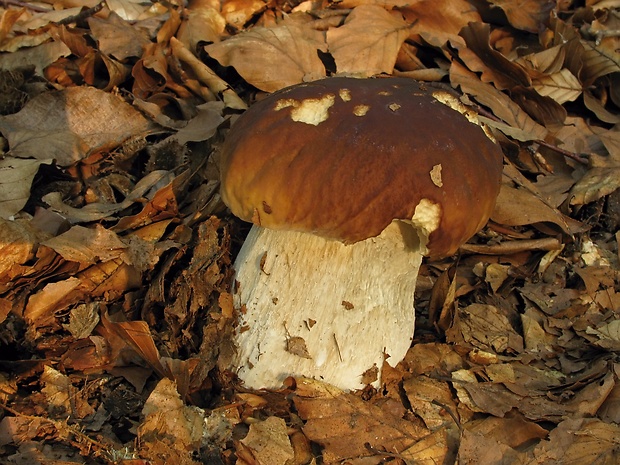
[353,104,370,116]
[274,94,335,126]
[388,103,401,112]
[339,89,351,102]
[432,90,497,142]
[430,164,443,187]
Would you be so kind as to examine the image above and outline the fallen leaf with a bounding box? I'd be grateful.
[450,61,548,141]
[87,12,151,61]
[0,157,53,219]
[570,131,620,205]
[532,68,582,104]
[487,0,555,33]
[0,86,157,165]
[42,224,128,264]
[294,378,433,463]
[239,416,294,465]
[400,0,481,48]
[205,21,327,92]
[327,5,410,77]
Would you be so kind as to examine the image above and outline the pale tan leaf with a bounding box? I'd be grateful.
[532,68,582,104]
[0,157,52,219]
[401,0,481,48]
[62,302,101,339]
[586,320,620,351]
[450,61,548,142]
[583,90,620,124]
[221,0,266,30]
[205,22,327,92]
[0,87,157,165]
[139,378,206,450]
[0,40,70,75]
[240,417,294,465]
[327,5,409,77]
[0,217,39,277]
[42,225,128,265]
[570,131,620,205]
[87,12,151,61]
[532,418,620,464]
[515,44,565,75]
[580,39,620,84]
[493,181,583,233]
[176,3,226,51]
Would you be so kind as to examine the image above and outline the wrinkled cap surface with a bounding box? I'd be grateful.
[220,77,503,258]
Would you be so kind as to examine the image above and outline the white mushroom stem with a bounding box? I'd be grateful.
[229,217,432,391]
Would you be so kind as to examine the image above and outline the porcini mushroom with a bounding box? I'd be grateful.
[220,77,503,391]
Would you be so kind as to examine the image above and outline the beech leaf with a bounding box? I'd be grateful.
[327,5,410,77]
[0,87,157,166]
[0,157,52,219]
[205,22,327,92]
[532,68,582,104]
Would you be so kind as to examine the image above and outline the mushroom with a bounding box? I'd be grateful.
[219,77,503,391]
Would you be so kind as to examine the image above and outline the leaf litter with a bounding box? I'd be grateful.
[0,0,619,464]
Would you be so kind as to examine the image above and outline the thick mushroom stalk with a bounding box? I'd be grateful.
[232,204,439,390]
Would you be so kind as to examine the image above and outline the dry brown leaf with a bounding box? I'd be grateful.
[41,224,128,265]
[570,131,620,205]
[0,157,53,219]
[326,5,410,77]
[0,40,70,76]
[171,36,247,109]
[458,21,531,90]
[139,378,206,451]
[532,418,620,464]
[41,365,94,419]
[205,22,327,92]
[100,313,168,378]
[487,0,555,33]
[450,61,548,141]
[403,376,458,430]
[0,217,39,277]
[531,68,582,104]
[176,1,226,51]
[492,180,584,234]
[174,101,225,145]
[583,90,620,124]
[239,416,294,465]
[294,378,432,463]
[0,86,157,165]
[446,303,524,355]
[221,0,266,30]
[580,31,620,85]
[400,0,481,48]
[87,12,151,61]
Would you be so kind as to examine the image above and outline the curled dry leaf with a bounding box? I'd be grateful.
[450,61,548,142]
[0,86,157,165]
[205,22,327,92]
[326,5,410,77]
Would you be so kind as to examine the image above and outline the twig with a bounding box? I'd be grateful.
[536,139,589,165]
[53,0,105,26]
[1,0,51,12]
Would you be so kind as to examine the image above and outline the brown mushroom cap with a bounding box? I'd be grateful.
[220,77,503,258]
